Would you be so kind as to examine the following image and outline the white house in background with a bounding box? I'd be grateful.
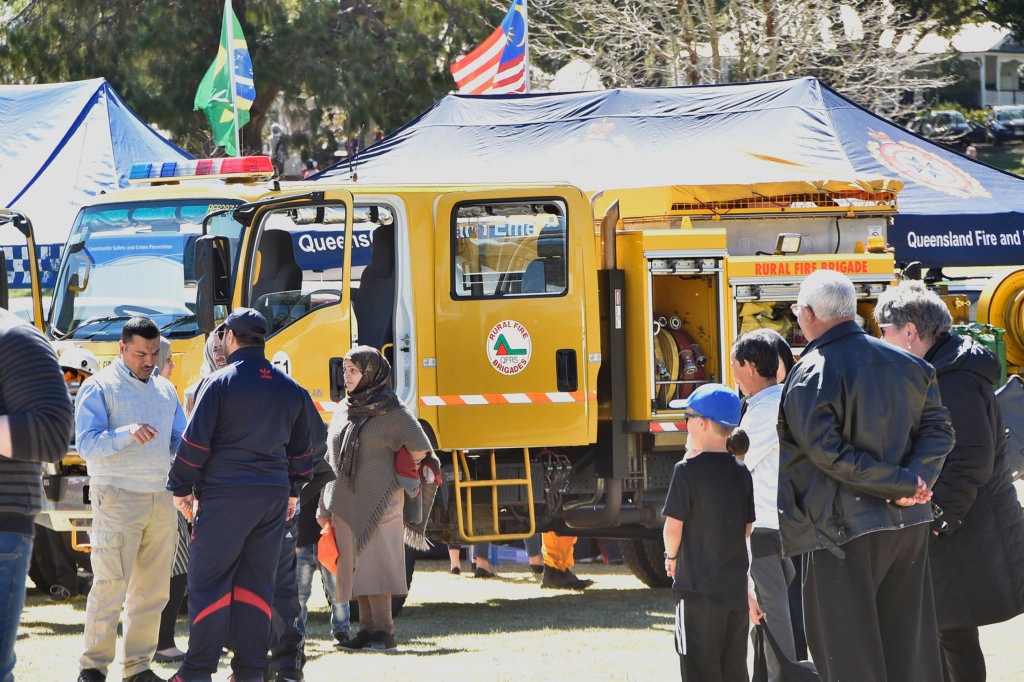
[955,24,1024,107]
[919,23,1024,107]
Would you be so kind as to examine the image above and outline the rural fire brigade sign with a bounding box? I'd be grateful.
[487,320,532,375]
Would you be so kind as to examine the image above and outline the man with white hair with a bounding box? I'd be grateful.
[778,269,954,682]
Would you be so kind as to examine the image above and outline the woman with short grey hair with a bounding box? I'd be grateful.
[874,280,1024,682]
[873,280,952,348]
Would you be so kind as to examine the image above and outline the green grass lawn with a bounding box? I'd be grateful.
[14,556,1024,681]
[975,141,1024,175]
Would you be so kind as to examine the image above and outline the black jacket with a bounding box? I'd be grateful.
[778,321,954,558]
[926,332,1024,629]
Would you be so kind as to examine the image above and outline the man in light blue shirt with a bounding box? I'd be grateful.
[76,317,185,682]
[731,329,797,682]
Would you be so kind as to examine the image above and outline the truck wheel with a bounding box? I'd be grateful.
[621,538,672,588]
[349,546,415,621]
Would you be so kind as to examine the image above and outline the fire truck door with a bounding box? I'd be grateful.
[237,192,354,409]
[431,191,593,449]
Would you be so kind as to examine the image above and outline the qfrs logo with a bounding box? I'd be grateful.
[486,320,531,375]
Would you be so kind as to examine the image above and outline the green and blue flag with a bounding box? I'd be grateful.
[194,0,255,156]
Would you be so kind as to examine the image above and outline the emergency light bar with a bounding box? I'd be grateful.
[129,156,275,183]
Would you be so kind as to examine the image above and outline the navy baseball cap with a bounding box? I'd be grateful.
[223,307,268,341]
[675,383,741,428]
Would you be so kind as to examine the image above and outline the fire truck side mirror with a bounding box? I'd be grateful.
[195,235,232,333]
[329,357,346,402]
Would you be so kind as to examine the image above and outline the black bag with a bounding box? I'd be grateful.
[752,621,819,682]
[994,374,1024,481]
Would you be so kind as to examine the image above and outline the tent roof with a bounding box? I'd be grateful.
[320,77,1024,267]
[1,78,191,247]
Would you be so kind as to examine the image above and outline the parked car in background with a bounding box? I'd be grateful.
[907,110,984,146]
[985,105,1024,145]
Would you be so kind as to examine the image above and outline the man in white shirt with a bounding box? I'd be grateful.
[76,317,185,682]
[731,329,797,682]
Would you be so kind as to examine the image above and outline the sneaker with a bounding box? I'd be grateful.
[77,670,106,682]
[124,670,166,682]
[363,631,397,651]
[337,630,374,651]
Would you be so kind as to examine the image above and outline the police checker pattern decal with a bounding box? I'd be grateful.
[486,319,532,375]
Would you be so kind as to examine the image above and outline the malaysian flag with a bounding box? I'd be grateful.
[450,0,529,95]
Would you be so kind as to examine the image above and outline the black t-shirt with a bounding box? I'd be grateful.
[662,451,755,610]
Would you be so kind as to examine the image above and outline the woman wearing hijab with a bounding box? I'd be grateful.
[319,345,435,652]
[183,324,228,414]
[874,281,1024,682]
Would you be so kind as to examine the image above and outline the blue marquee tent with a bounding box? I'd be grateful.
[0,78,191,287]
[319,77,1024,269]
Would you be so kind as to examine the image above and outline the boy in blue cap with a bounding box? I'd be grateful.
[663,383,760,681]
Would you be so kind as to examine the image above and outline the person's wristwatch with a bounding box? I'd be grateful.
[663,551,676,560]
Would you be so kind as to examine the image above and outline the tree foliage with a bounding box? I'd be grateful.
[893,0,1024,40]
[0,0,495,155]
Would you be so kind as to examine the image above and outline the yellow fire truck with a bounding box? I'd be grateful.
[31,156,936,587]
[187,170,904,587]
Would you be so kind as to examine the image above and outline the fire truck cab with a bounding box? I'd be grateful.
[35,158,281,540]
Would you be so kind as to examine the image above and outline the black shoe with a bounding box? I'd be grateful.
[77,670,106,682]
[274,670,304,682]
[474,566,495,578]
[337,630,374,651]
[541,565,594,590]
[332,632,352,651]
[124,671,166,682]
[363,630,397,651]
[450,566,461,575]
[530,564,544,574]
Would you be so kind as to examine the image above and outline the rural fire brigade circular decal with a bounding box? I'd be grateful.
[487,320,532,375]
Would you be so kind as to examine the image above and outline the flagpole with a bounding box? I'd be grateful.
[225,0,240,156]
[522,0,530,93]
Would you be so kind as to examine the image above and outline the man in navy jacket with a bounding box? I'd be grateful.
[168,309,312,682]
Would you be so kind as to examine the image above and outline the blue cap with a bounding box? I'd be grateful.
[223,307,267,341]
[678,383,741,428]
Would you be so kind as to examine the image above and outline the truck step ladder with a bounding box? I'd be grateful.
[452,448,536,543]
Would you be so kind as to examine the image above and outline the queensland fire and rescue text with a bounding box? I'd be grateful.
[904,229,1023,248]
